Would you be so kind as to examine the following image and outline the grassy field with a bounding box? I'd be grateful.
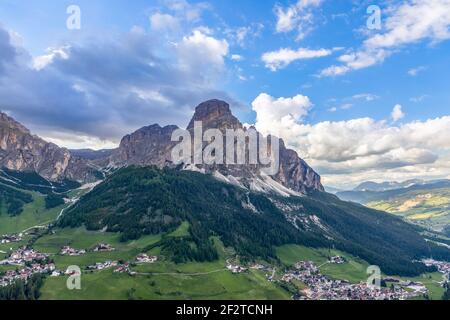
[166,221,190,238]
[37,229,290,300]
[40,267,291,300]
[0,191,65,235]
[276,244,370,283]
[2,226,445,300]
[33,227,162,269]
[405,272,445,300]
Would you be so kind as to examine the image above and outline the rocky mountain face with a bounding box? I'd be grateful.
[0,99,323,193]
[107,124,180,168]
[0,112,98,183]
[105,99,324,194]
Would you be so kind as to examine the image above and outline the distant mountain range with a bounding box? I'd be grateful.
[337,180,450,204]
[353,179,444,192]
[336,180,450,233]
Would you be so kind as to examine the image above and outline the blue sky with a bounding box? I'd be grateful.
[0,0,450,187]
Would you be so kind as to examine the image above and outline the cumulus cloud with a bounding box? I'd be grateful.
[252,93,312,138]
[391,104,405,122]
[274,0,323,40]
[262,47,333,71]
[177,29,229,77]
[321,0,450,76]
[0,24,236,149]
[251,93,450,186]
[149,13,180,32]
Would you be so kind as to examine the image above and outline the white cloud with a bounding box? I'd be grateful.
[321,0,450,76]
[231,54,244,61]
[274,0,323,40]
[262,47,332,71]
[225,23,264,47]
[352,93,379,101]
[408,66,427,76]
[0,24,240,148]
[391,104,405,122]
[149,13,180,32]
[319,65,350,77]
[410,94,428,103]
[177,30,229,77]
[252,93,312,137]
[32,46,69,71]
[164,0,210,22]
[251,93,450,187]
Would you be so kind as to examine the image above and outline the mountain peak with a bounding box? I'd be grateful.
[194,99,232,116]
[0,111,99,182]
[0,111,30,134]
[187,99,242,130]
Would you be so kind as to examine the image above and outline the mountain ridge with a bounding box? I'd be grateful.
[1,99,323,195]
[103,99,324,194]
[0,111,99,183]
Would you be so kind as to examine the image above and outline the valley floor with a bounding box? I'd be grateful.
[1,189,449,300]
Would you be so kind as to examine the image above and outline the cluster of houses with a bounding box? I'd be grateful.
[0,248,56,288]
[282,260,427,300]
[87,260,118,271]
[329,256,346,264]
[136,253,158,264]
[84,253,159,274]
[114,263,131,274]
[60,246,86,256]
[422,259,450,283]
[0,233,23,244]
[92,243,115,252]
[60,243,116,256]
[249,263,267,270]
[226,263,248,274]
[0,247,49,266]
[0,263,57,287]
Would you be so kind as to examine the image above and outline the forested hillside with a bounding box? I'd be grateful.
[58,166,450,276]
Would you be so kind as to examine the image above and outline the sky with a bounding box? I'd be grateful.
[0,0,450,188]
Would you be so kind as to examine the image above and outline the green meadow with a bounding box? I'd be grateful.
[37,228,290,300]
[0,191,65,235]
